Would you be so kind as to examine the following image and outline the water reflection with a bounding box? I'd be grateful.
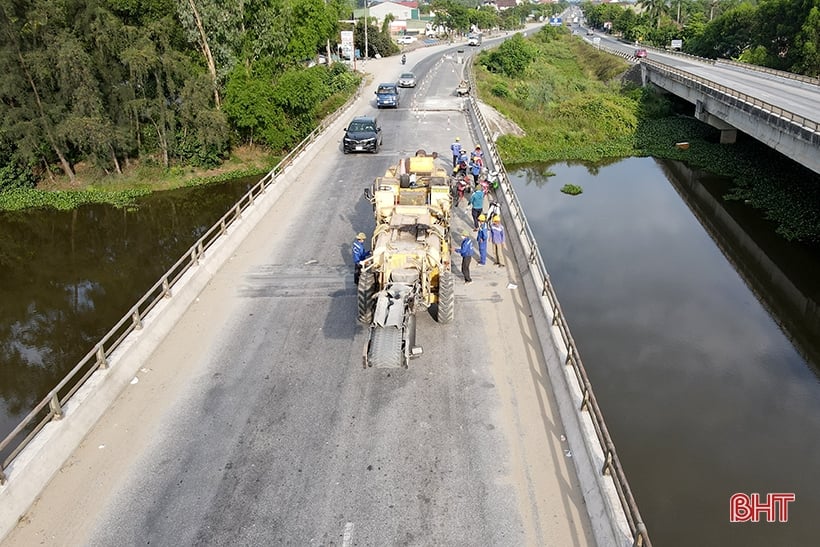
[509,158,820,547]
[0,178,257,440]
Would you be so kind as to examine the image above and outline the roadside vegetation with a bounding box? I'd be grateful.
[0,0,367,208]
[0,0,560,211]
[476,25,820,243]
[583,0,820,77]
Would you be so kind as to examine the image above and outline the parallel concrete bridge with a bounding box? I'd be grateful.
[594,35,820,175]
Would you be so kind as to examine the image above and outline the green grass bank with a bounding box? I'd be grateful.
[474,28,820,244]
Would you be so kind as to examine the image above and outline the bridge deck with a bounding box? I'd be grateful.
[2,51,595,546]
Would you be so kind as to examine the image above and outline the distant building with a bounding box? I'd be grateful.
[355,1,418,24]
[484,0,521,10]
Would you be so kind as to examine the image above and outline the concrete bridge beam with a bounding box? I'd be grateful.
[695,100,738,143]
[645,69,820,174]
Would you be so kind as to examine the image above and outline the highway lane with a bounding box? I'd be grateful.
[3,45,594,546]
[592,34,820,122]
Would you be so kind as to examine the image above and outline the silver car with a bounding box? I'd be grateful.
[397,72,416,88]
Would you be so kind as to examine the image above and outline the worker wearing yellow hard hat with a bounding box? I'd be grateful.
[450,137,463,168]
[489,215,505,267]
[353,232,371,284]
[477,213,489,265]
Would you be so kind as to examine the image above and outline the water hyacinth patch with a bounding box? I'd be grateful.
[560,184,583,195]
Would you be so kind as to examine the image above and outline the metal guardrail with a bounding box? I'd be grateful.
[618,39,819,88]
[0,80,365,486]
[464,58,651,547]
[716,58,820,87]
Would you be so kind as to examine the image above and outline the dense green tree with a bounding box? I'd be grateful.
[479,33,536,78]
[681,11,708,46]
[0,0,83,181]
[431,0,471,34]
[0,0,359,187]
[354,17,397,58]
[174,0,238,107]
[686,3,757,58]
[222,65,277,146]
[471,6,499,31]
[749,0,815,71]
[638,0,670,28]
[498,6,530,31]
[796,4,820,75]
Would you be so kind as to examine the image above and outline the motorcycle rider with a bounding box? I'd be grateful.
[401,54,406,65]
[451,149,470,205]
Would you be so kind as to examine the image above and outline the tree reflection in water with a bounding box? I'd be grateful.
[0,177,256,435]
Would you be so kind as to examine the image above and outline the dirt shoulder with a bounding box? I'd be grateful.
[476,100,526,139]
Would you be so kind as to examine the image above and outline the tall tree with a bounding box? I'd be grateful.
[186,0,220,105]
[0,0,79,180]
[796,4,820,76]
[752,0,815,71]
[638,0,670,28]
[686,3,756,58]
[174,0,239,107]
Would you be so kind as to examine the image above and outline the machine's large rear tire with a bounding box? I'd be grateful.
[368,327,404,368]
[357,270,375,324]
[437,270,455,324]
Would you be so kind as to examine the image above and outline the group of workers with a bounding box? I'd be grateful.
[450,137,484,185]
[353,138,506,286]
[457,213,505,284]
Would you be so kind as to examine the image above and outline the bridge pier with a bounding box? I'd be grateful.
[695,100,737,144]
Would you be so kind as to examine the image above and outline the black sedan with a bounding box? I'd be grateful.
[343,116,382,154]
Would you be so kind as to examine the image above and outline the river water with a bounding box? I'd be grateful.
[508,157,820,547]
[0,177,257,446]
[2,160,819,545]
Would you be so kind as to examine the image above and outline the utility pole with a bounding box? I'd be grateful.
[364,1,369,60]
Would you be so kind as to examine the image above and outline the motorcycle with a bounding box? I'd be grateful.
[401,54,406,65]
[487,170,501,191]
[451,173,472,206]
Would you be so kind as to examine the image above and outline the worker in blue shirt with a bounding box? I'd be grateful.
[476,214,488,265]
[353,232,371,284]
[469,185,484,230]
[469,157,482,186]
[457,230,476,283]
[450,137,462,167]
[489,216,505,267]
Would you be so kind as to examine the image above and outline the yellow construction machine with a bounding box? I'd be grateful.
[359,152,454,368]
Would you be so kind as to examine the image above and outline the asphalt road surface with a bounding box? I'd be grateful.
[4,38,594,547]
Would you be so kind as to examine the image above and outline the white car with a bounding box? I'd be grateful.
[397,72,416,88]
[398,35,415,45]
